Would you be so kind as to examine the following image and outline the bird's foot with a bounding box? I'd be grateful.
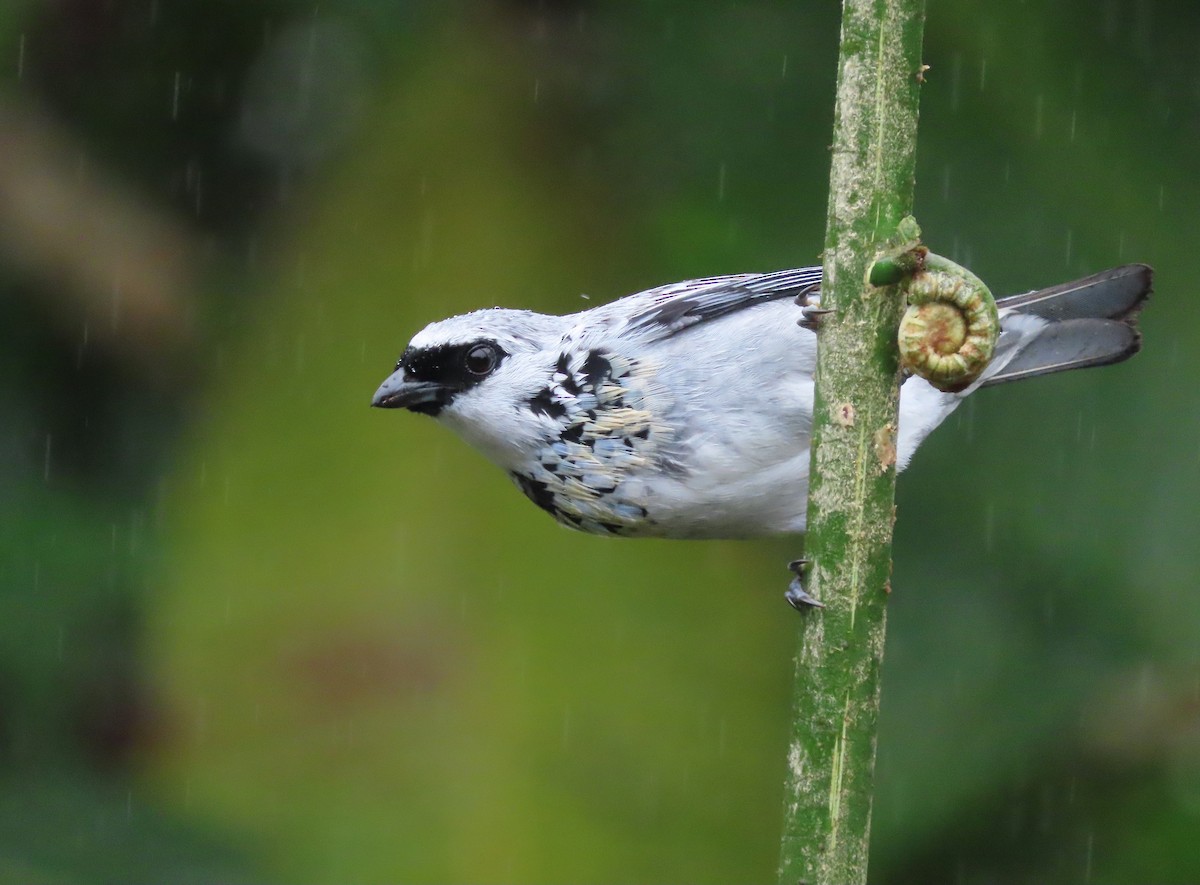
[794,288,828,331]
[793,284,821,308]
[798,306,833,332]
[785,559,824,610]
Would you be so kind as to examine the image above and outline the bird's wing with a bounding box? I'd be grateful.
[571,267,822,345]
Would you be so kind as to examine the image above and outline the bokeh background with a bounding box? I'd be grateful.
[2,1,1198,882]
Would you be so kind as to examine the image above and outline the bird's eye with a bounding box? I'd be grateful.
[463,343,499,376]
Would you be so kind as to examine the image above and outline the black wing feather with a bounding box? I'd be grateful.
[624,267,822,341]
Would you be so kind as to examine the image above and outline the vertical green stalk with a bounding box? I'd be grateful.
[778,1,926,884]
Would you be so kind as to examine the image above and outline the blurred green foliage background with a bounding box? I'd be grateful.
[1,1,1197,882]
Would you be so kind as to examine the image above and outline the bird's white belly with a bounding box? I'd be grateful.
[634,448,813,538]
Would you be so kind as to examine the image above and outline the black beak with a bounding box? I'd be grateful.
[371,370,446,413]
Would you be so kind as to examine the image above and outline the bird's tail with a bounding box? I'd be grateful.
[981,263,1152,387]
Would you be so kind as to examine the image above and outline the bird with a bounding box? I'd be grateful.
[372,263,1150,607]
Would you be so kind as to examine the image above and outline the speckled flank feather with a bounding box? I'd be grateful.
[511,348,674,536]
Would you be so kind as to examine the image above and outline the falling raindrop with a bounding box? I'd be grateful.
[171,70,182,121]
[187,160,204,216]
[76,321,89,369]
[111,279,122,331]
[950,52,962,111]
[1102,0,1119,41]
[16,33,25,80]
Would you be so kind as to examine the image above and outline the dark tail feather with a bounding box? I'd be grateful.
[994,263,1151,321]
[982,264,1152,387]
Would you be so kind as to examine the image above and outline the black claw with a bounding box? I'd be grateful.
[798,307,834,331]
[793,283,821,307]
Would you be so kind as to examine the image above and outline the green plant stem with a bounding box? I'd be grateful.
[777,1,926,884]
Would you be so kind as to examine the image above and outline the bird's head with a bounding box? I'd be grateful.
[372,308,571,469]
